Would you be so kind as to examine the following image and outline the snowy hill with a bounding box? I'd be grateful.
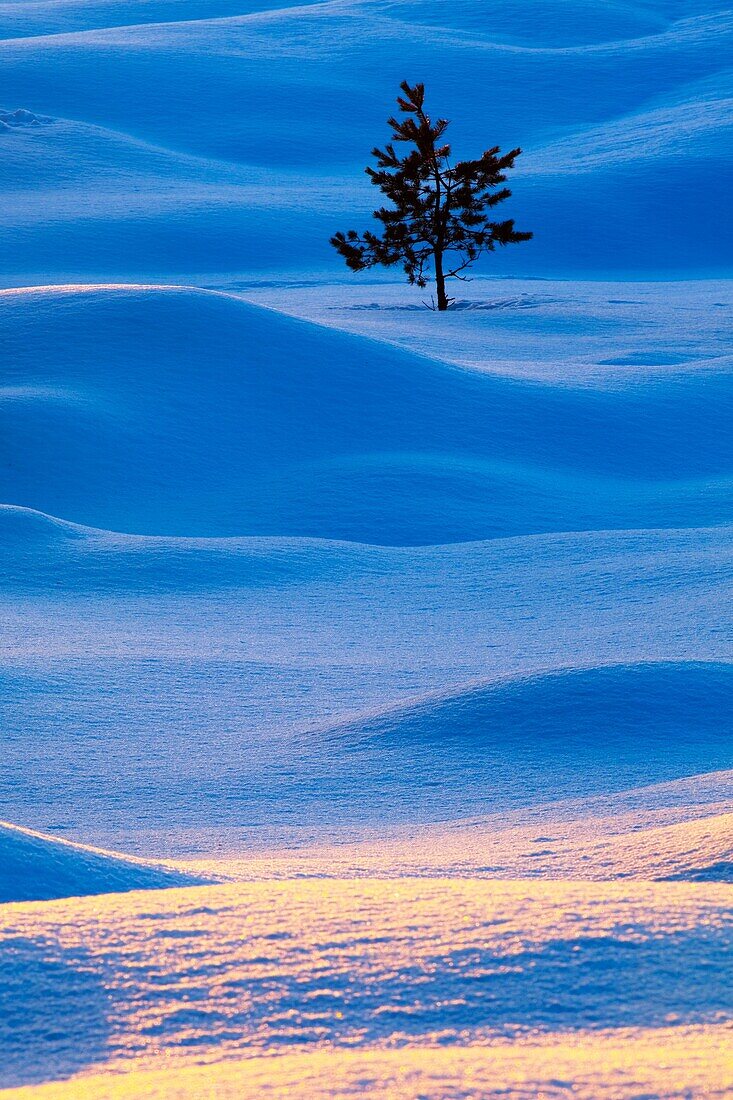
[3,497,731,851]
[1,281,731,852]
[2,282,732,542]
[0,0,730,282]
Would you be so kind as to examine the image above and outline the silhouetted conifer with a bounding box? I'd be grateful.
[332,81,532,310]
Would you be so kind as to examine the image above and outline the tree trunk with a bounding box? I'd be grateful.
[434,249,449,311]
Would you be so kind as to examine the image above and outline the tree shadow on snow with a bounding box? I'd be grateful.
[343,295,552,312]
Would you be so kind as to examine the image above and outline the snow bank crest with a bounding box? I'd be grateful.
[0,820,206,903]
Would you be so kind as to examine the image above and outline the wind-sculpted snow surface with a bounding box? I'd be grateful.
[2,284,732,541]
[1,2,732,1096]
[1,880,733,1095]
[1,282,732,850]
[0,0,731,280]
[0,822,203,903]
[1,275,732,1093]
[2,495,732,849]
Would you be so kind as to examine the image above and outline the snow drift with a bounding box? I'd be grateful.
[1,877,732,1093]
[316,662,733,819]
[3,499,731,851]
[0,820,201,903]
[2,283,732,542]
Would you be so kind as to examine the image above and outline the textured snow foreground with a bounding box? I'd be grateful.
[2,0,733,1092]
[2,882,733,1098]
[1,282,732,1098]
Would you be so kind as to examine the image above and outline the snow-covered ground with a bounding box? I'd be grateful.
[2,281,731,1098]
[3,879,733,1097]
[0,0,731,284]
[1,0,732,1097]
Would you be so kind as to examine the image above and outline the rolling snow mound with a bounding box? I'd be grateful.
[0,821,202,903]
[315,662,733,815]
[2,283,732,542]
[2,504,731,849]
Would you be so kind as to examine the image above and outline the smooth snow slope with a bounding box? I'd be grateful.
[0,0,310,38]
[1,283,731,855]
[237,277,733,384]
[0,0,731,281]
[0,821,202,903]
[3,499,732,852]
[2,284,733,542]
[215,781,733,882]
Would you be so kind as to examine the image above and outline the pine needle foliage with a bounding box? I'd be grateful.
[332,81,532,310]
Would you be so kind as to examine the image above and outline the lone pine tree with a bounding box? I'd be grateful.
[332,81,532,310]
